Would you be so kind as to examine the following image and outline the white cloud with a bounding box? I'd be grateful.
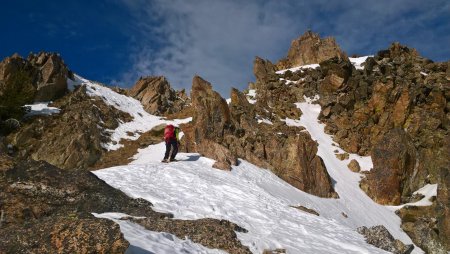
[117,0,450,96]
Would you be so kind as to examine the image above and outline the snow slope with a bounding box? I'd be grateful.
[95,145,389,254]
[93,95,424,253]
[82,71,425,253]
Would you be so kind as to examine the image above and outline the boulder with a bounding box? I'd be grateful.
[292,205,320,216]
[357,225,414,254]
[318,57,353,94]
[398,205,448,254]
[261,133,338,198]
[197,139,237,170]
[335,152,349,161]
[277,31,347,69]
[347,159,361,172]
[361,128,417,205]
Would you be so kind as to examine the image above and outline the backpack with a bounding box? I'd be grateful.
[164,125,175,141]
[174,127,180,140]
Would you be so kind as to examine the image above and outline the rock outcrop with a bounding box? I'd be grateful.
[397,205,449,254]
[7,85,132,170]
[360,128,417,205]
[276,31,347,70]
[253,57,302,119]
[357,225,414,254]
[183,75,337,197]
[190,76,232,143]
[128,76,189,115]
[1,218,129,253]
[0,52,71,102]
[183,76,236,170]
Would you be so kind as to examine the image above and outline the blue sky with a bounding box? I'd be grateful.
[1,0,449,96]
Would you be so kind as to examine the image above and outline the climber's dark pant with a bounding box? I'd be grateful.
[164,140,178,160]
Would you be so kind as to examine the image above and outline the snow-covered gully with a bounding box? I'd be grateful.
[92,87,425,253]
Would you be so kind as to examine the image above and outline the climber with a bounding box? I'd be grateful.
[162,124,180,162]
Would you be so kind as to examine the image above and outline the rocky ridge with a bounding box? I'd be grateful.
[276,30,347,70]
[270,36,449,252]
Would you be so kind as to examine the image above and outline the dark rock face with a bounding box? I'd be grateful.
[360,128,417,205]
[276,31,347,70]
[0,52,70,102]
[0,159,163,225]
[398,205,449,254]
[357,225,414,254]
[7,85,132,170]
[1,218,129,253]
[128,76,189,115]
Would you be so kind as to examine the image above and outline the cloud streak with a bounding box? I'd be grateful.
[118,0,450,96]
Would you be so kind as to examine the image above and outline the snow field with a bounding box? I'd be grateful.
[95,146,387,254]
